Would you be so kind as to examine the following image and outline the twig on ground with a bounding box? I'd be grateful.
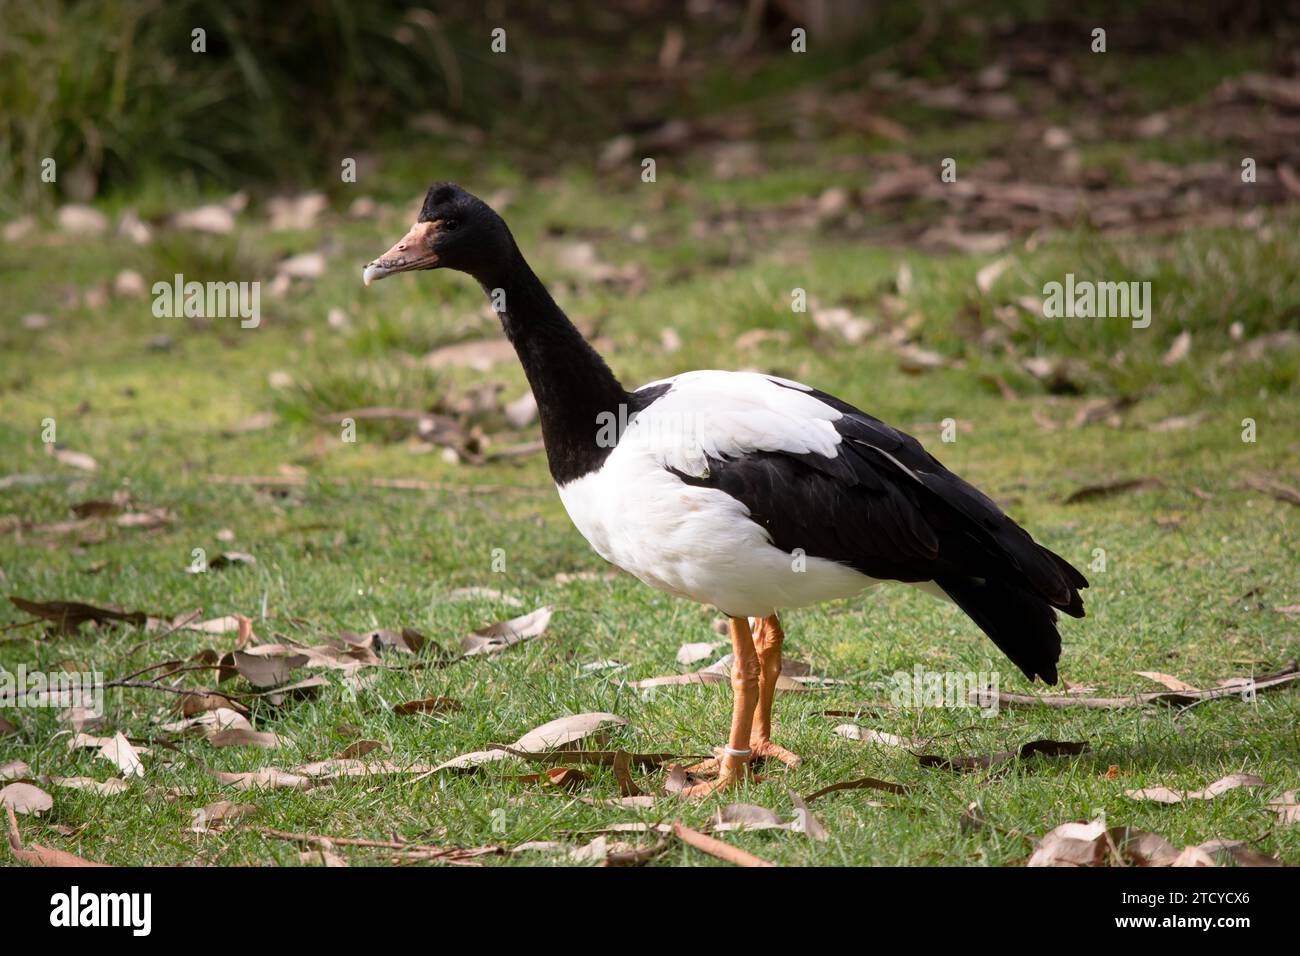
[206,474,537,496]
[672,820,775,867]
[254,826,500,865]
[972,663,1298,710]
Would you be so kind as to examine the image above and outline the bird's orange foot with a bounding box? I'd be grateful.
[749,738,803,768]
[677,753,753,798]
[678,771,742,798]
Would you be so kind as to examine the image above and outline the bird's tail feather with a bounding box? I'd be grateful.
[935,574,1063,684]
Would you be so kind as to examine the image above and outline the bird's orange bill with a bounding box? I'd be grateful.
[362,220,442,285]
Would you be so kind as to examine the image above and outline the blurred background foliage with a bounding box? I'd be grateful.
[2,2,1299,869]
[3,0,1298,209]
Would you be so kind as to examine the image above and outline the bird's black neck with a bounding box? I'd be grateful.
[481,248,630,485]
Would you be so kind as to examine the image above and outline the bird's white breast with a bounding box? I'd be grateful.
[555,371,880,617]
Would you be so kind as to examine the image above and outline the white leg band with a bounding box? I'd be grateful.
[723,746,752,758]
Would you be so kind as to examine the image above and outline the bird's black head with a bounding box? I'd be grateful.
[363,182,513,286]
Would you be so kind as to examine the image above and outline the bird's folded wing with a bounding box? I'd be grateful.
[630,371,1085,612]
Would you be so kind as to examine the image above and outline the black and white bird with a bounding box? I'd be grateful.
[364,183,1087,795]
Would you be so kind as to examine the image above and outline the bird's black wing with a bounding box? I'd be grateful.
[669,380,1087,683]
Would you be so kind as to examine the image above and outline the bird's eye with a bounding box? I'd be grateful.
[442,219,459,232]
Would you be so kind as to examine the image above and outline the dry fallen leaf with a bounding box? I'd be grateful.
[1064,477,1162,504]
[245,676,330,706]
[337,627,428,656]
[392,697,460,717]
[976,256,1012,294]
[191,800,258,833]
[69,731,144,777]
[292,759,437,780]
[1134,671,1200,692]
[895,343,950,374]
[159,706,253,735]
[0,782,53,816]
[179,614,244,635]
[461,606,553,656]
[552,240,644,289]
[1147,412,1208,433]
[446,587,523,607]
[513,712,628,752]
[69,496,126,518]
[804,775,910,802]
[1243,474,1300,507]
[219,648,309,688]
[625,670,724,689]
[179,690,250,718]
[424,337,516,371]
[553,570,620,584]
[711,795,827,841]
[496,749,677,770]
[1269,791,1300,825]
[676,641,720,665]
[661,765,689,795]
[788,789,829,841]
[430,713,629,773]
[512,834,664,866]
[43,776,129,796]
[266,192,328,231]
[6,804,107,867]
[1027,820,1109,867]
[918,739,1089,773]
[9,596,149,635]
[612,750,642,798]
[51,448,98,471]
[541,766,590,791]
[1046,809,1272,868]
[1108,827,1182,867]
[1125,773,1265,805]
[713,803,787,833]
[1161,330,1192,365]
[60,706,103,733]
[429,750,507,773]
[337,740,385,760]
[1068,395,1135,429]
[1190,839,1281,868]
[833,724,920,748]
[191,551,257,573]
[601,834,673,867]
[208,767,314,791]
[1,760,32,781]
[810,305,873,344]
[300,847,349,867]
[172,203,235,234]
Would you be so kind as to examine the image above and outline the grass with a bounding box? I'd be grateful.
[2,36,1299,866]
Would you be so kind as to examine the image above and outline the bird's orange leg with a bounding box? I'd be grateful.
[749,613,802,767]
[680,616,761,797]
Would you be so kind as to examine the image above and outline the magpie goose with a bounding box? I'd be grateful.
[364,183,1087,795]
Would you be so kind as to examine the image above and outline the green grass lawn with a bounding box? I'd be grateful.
[3,58,1299,864]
